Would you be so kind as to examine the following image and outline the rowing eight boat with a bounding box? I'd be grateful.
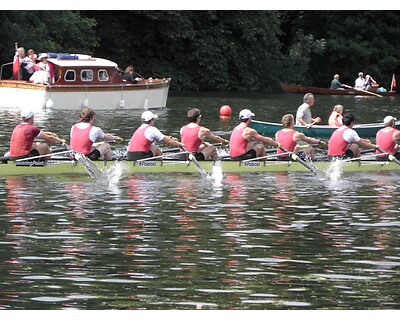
[1,157,399,176]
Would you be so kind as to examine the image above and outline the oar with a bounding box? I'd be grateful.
[279,146,317,175]
[181,146,209,178]
[342,84,383,97]
[15,149,73,161]
[377,147,400,165]
[301,120,318,133]
[63,144,103,180]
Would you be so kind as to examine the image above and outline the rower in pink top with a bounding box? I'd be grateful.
[180,108,229,160]
[229,109,280,160]
[275,114,323,161]
[376,115,400,159]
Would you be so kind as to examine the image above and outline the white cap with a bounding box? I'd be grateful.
[383,115,397,125]
[141,110,158,121]
[21,108,34,119]
[239,109,255,120]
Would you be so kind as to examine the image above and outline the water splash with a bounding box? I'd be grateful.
[325,159,345,187]
[210,161,223,186]
[100,162,126,193]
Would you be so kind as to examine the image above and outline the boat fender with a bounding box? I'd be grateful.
[119,99,125,108]
[144,99,149,110]
[45,98,54,109]
[83,97,89,108]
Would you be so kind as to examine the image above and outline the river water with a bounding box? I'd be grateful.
[1,92,400,312]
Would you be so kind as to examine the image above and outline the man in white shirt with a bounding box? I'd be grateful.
[355,72,366,89]
[295,93,321,127]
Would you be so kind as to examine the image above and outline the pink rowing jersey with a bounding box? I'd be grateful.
[128,124,153,152]
[70,124,93,155]
[276,129,297,156]
[229,126,248,157]
[328,127,349,156]
[376,128,396,157]
[181,125,202,152]
[10,123,40,157]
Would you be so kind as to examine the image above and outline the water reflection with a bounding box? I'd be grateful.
[1,94,400,310]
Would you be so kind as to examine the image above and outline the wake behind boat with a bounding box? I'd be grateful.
[0,53,170,110]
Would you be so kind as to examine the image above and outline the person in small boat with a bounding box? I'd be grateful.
[276,114,323,161]
[9,108,65,160]
[355,72,366,89]
[127,111,184,161]
[24,49,37,75]
[29,64,48,84]
[328,113,377,159]
[328,104,344,127]
[375,115,400,160]
[179,108,229,161]
[70,108,122,161]
[365,74,377,90]
[295,93,321,127]
[33,53,55,84]
[229,109,280,160]
[330,74,344,90]
[13,47,33,80]
[122,65,144,84]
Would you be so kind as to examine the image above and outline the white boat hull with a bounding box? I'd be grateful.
[0,80,170,111]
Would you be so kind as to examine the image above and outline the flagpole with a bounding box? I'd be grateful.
[391,74,396,92]
[14,42,20,80]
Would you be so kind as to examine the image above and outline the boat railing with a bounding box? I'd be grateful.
[0,62,13,80]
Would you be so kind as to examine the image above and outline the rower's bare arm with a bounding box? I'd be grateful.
[253,132,279,147]
[297,118,307,126]
[39,131,65,145]
[163,135,184,148]
[358,139,377,149]
[104,133,123,143]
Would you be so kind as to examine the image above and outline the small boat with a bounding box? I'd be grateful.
[0,53,171,110]
[281,82,396,96]
[250,119,400,139]
[1,157,399,176]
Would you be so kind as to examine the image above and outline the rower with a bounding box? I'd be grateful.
[375,115,400,160]
[127,111,184,161]
[229,109,280,160]
[275,114,323,161]
[9,108,65,160]
[70,107,122,161]
[295,93,321,127]
[179,108,229,161]
[328,113,377,160]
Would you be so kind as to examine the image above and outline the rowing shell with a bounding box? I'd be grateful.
[0,158,399,176]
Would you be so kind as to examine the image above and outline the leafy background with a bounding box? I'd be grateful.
[1,10,399,92]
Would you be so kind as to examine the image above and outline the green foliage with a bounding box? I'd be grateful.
[1,10,400,91]
[0,11,97,58]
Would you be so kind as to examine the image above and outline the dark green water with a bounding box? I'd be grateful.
[1,92,400,310]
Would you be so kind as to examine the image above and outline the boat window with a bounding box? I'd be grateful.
[98,70,109,81]
[64,70,76,82]
[81,69,93,81]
